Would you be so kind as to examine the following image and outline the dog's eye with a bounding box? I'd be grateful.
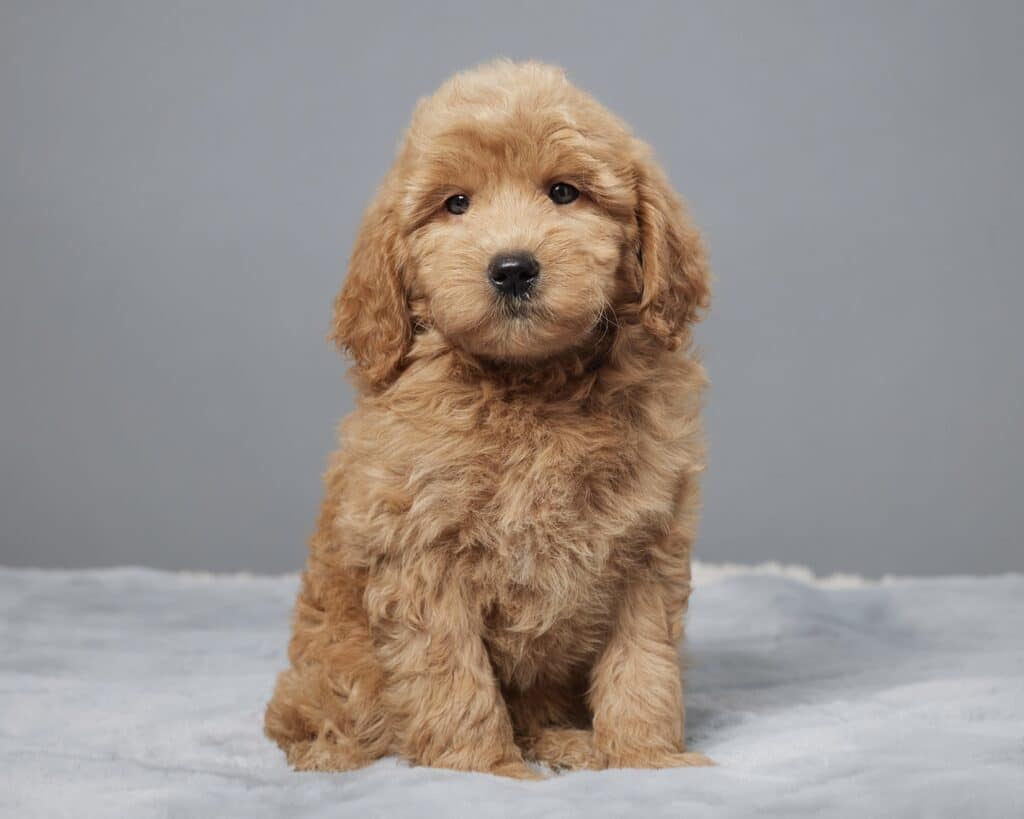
[444,194,470,215]
[549,182,579,205]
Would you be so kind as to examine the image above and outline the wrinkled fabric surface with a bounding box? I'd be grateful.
[1,563,1021,818]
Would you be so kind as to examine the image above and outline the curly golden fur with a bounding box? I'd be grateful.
[264,60,713,778]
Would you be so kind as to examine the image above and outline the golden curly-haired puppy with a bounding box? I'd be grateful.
[265,60,712,778]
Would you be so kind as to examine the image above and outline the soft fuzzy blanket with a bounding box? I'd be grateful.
[0,564,1021,818]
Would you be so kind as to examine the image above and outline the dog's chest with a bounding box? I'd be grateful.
[425,398,666,682]
[468,401,645,561]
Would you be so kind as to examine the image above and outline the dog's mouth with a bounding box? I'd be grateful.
[429,268,609,362]
[497,294,534,320]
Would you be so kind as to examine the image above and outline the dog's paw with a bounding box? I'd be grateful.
[605,748,714,769]
[525,730,714,772]
[490,759,547,780]
[284,737,370,772]
[525,728,605,771]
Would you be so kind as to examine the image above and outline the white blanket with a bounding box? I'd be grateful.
[1,564,1021,818]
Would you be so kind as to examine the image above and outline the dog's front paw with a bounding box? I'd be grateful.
[490,758,547,780]
[604,747,714,769]
[525,728,605,771]
[525,730,714,772]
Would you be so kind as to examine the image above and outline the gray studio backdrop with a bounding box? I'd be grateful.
[2,2,1022,576]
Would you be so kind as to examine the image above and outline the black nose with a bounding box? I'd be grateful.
[488,251,540,298]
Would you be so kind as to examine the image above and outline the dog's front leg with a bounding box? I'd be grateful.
[365,561,540,779]
[589,577,712,769]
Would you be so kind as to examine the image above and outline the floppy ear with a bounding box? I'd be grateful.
[633,147,712,349]
[330,188,411,390]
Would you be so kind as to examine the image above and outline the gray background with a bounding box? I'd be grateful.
[2,1,1022,576]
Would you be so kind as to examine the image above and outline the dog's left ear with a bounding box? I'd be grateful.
[633,146,712,349]
[330,179,412,391]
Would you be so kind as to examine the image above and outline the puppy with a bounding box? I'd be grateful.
[265,60,712,778]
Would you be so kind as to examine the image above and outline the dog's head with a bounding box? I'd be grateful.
[332,61,710,388]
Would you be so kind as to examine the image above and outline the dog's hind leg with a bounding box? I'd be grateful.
[264,565,392,771]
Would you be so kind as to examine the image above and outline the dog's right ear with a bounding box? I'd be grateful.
[632,144,712,350]
[330,184,411,391]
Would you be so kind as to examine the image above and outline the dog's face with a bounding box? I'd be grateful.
[400,117,632,361]
[333,62,711,388]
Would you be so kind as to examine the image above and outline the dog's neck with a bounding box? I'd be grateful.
[404,316,670,405]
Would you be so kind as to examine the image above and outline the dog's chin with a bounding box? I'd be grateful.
[447,306,604,364]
